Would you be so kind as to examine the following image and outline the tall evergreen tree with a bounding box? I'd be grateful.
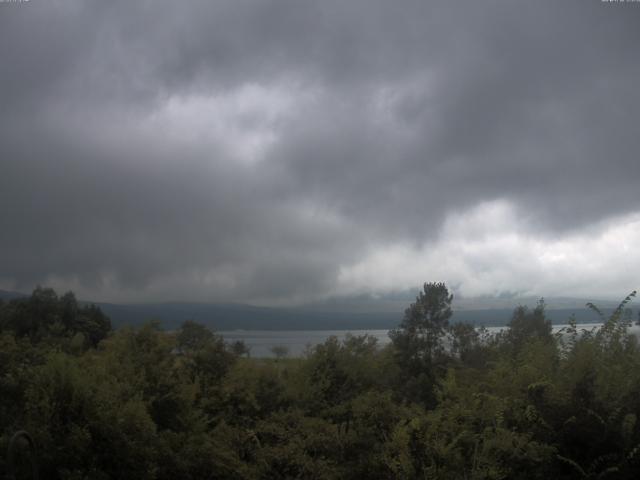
[389,282,453,406]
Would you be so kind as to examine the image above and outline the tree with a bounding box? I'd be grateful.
[230,340,251,357]
[176,320,215,353]
[390,282,453,362]
[389,282,453,406]
[270,345,289,360]
[506,299,552,352]
[76,303,111,347]
[449,321,488,366]
[0,287,111,349]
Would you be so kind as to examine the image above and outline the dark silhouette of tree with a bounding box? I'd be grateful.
[230,339,251,357]
[506,299,552,352]
[270,345,289,360]
[176,319,215,353]
[389,282,453,406]
[0,287,110,348]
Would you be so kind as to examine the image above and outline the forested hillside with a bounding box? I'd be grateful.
[1,284,640,479]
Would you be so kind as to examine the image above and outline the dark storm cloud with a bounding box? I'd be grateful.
[1,0,639,302]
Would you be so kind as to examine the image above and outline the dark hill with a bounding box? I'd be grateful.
[96,302,612,331]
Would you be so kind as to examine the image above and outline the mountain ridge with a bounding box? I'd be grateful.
[1,289,628,330]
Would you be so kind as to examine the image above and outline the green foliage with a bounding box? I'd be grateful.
[2,285,640,479]
[389,282,453,406]
[0,287,111,349]
[505,299,553,354]
[390,282,453,363]
[177,320,215,352]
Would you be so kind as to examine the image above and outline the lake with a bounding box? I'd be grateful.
[219,323,640,358]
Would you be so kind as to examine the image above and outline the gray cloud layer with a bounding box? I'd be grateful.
[1,1,639,303]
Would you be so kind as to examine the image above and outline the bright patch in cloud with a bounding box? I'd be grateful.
[337,200,640,300]
[146,83,308,165]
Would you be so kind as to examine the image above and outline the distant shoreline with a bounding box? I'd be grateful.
[218,323,640,358]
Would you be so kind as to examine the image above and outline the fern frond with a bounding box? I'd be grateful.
[586,302,605,322]
[597,466,620,479]
[606,291,637,326]
[556,454,586,477]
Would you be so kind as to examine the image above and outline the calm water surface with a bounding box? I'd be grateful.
[220,323,640,358]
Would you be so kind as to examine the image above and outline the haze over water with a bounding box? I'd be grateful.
[220,323,640,358]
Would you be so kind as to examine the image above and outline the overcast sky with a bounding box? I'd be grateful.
[1,0,639,305]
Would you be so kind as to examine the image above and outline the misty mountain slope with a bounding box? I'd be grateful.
[96,301,615,331]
